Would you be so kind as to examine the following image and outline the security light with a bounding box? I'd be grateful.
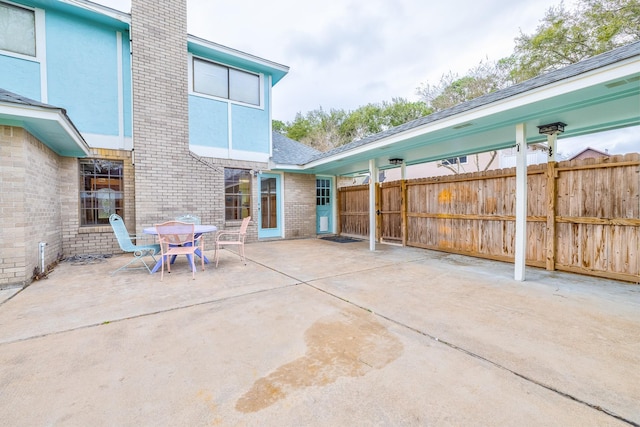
[537,122,566,135]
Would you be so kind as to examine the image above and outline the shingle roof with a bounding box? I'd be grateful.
[302,40,640,164]
[271,131,321,164]
[0,88,61,110]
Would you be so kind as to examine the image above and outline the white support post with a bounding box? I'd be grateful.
[514,123,527,281]
[369,159,377,251]
[400,160,406,180]
[547,133,557,162]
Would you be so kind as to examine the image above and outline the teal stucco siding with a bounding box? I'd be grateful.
[231,104,269,153]
[45,10,122,135]
[189,95,229,148]
[0,55,40,100]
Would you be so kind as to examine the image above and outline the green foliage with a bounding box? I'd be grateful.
[510,0,640,82]
[277,99,431,152]
[273,0,639,154]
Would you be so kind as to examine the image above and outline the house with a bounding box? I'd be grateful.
[1,0,638,288]
[0,0,319,288]
[569,147,610,161]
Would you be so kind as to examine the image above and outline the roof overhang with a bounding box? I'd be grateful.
[0,103,91,157]
[188,36,290,85]
[19,0,130,30]
[273,50,640,176]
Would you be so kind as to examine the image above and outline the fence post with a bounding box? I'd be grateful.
[401,180,408,246]
[546,161,557,270]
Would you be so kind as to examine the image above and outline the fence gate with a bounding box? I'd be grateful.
[337,185,369,238]
[379,182,403,243]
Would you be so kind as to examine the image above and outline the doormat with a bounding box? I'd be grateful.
[320,236,362,243]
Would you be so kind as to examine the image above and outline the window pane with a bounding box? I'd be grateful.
[193,58,228,98]
[229,68,259,105]
[80,159,124,226]
[224,168,251,220]
[0,3,36,56]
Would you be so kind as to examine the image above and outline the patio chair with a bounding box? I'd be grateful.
[214,216,251,267]
[155,221,205,280]
[109,214,161,275]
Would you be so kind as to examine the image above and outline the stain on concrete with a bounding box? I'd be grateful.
[235,309,403,413]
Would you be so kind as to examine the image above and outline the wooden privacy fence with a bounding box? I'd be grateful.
[337,153,640,283]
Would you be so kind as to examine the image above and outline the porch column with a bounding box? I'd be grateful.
[514,123,527,281]
[369,159,378,251]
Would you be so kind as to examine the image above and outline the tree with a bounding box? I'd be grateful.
[279,98,430,152]
[510,0,640,82]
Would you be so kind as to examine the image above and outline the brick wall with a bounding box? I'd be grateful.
[60,148,135,257]
[283,173,317,239]
[0,126,62,288]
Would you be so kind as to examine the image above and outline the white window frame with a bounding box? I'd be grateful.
[0,1,44,61]
[188,54,264,110]
[441,156,468,166]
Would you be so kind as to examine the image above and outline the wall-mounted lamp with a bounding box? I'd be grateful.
[250,169,262,177]
[389,158,403,166]
[537,122,566,135]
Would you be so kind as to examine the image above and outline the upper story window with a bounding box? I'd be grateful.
[80,159,124,226]
[0,2,36,57]
[192,57,260,106]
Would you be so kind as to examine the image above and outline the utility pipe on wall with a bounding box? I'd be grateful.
[39,242,47,275]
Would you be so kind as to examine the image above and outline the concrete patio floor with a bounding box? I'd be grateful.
[0,239,639,426]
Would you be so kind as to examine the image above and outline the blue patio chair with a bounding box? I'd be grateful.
[109,214,161,275]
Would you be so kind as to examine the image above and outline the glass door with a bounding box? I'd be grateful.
[316,177,333,234]
[258,173,281,238]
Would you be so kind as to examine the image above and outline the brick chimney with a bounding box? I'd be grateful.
[130,0,191,228]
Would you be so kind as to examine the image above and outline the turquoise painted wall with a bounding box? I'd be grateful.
[0,55,41,100]
[46,10,121,135]
[231,104,269,153]
[189,78,271,154]
[189,95,229,148]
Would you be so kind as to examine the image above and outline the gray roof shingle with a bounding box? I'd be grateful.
[303,41,640,164]
[271,131,321,164]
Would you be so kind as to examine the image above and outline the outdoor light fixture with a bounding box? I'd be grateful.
[389,158,403,165]
[537,122,566,135]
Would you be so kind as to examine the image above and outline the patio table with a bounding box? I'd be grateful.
[143,225,217,273]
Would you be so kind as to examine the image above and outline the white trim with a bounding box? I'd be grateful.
[302,58,640,170]
[116,31,124,140]
[188,34,289,75]
[189,54,265,110]
[268,74,273,157]
[514,123,527,281]
[189,145,270,162]
[83,133,131,150]
[59,0,130,23]
[369,159,377,251]
[36,8,47,102]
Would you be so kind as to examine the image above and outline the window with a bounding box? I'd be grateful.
[316,178,330,206]
[441,156,468,165]
[224,168,252,220]
[80,159,124,226]
[193,58,260,105]
[0,2,36,56]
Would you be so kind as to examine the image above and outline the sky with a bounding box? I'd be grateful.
[97,0,638,157]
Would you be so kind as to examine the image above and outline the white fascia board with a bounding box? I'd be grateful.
[60,0,131,23]
[302,58,640,171]
[0,103,90,155]
[188,35,289,74]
